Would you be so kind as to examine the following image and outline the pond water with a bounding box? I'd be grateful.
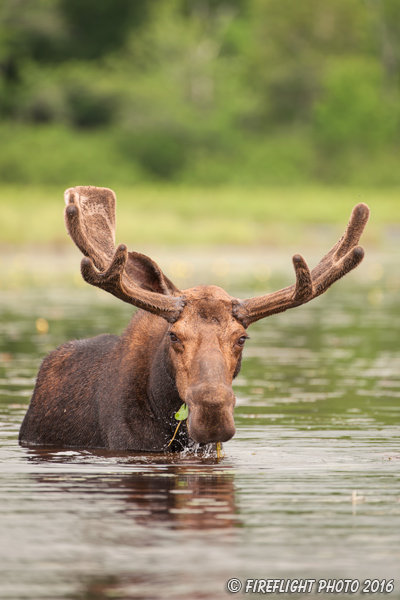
[0,257,399,600]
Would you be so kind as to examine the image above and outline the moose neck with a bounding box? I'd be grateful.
[148,336,183,421]
[121,311,187,449]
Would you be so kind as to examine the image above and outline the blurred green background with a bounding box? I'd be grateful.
[0,0,399,245]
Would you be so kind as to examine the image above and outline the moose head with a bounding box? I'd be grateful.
[19,187,369,452]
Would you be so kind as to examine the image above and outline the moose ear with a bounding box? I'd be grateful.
[126,251,181,296]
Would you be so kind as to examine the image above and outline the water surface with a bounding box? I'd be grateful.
[0,260,399,599]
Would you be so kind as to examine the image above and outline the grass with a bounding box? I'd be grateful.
[1,184,399,248]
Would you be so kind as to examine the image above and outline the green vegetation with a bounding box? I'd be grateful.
[1,0,400,188]
[1,184,397,246]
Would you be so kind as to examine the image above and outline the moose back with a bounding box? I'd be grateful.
[19,187,369,451]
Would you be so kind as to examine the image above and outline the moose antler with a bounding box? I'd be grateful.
[234,203,370,328]
[64,186,185,323]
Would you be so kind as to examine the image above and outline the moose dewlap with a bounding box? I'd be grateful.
[19,187,370,452]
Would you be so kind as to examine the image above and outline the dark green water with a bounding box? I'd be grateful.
[0,265,399,599]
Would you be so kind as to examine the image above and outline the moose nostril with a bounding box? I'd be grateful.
[186,385,236,444]
[187,416,235,444]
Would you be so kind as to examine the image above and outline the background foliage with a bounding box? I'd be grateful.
[1,0,400,188]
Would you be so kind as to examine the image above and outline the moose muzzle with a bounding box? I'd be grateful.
[186,383,236,444]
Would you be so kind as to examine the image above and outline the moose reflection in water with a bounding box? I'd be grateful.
[19,187,370,452]
[23,447,238,531]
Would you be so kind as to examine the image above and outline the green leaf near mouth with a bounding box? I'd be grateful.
[175,403,188,421]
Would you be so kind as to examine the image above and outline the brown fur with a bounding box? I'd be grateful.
[19,187,369,451]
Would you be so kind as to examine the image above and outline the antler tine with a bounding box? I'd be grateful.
[311,203,369,297]
[64,187,116,272]
[233,254,313,327]
[312,245,364,298]
[292,254,313,302]
[334,202,370,260]
[234,203,369,328]
[311,203,370,280]
[81,245,185,323]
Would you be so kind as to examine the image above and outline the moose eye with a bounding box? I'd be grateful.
[237,335,248,347]
[168,332,180,344]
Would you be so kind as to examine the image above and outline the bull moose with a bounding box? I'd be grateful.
[19,187,370,452]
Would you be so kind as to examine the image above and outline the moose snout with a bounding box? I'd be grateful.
[186,384,236,444]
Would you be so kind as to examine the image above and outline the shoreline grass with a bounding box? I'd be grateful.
[1,184,399,247]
